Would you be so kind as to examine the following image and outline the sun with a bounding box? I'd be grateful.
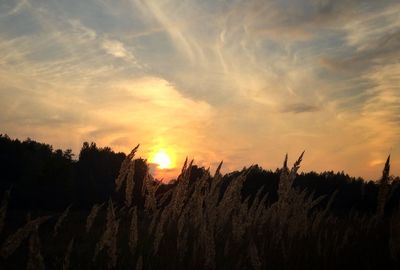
[152,149,173,169]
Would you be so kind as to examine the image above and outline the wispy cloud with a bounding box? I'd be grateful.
[282,103,320,114]
[101,39,134,59]
[0,0,29,17]
[0,0,399,179]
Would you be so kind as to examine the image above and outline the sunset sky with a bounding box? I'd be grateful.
[1,0,399,180]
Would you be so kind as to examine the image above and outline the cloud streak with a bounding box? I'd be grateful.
[0,0,399,179]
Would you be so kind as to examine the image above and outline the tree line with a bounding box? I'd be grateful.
[0,134,399,215]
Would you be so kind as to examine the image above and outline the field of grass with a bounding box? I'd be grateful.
[0,147,399,269]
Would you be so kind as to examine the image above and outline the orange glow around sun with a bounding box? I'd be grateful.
[152,149,174,169]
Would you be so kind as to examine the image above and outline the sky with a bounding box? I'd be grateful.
[1,0,399,180]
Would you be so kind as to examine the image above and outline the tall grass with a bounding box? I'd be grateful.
[0,148,398,269]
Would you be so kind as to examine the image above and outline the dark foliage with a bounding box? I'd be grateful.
[0,135,399,269]
[0,135,125,210]
[0,134,399,214]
